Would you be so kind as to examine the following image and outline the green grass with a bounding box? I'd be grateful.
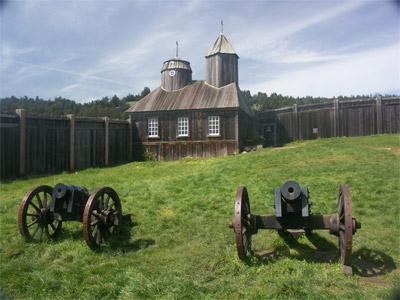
[1,135,399,299]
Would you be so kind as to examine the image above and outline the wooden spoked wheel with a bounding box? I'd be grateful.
[18,185,62,242]
[82,187,122,250]
[233,186,253,261]
[337,185,354,265]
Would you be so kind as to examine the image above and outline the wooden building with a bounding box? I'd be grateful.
[127,32,254,160]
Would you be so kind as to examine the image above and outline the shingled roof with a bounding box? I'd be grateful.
[126,80,252,116]
[206,34,238,57]
[161,58,192,72]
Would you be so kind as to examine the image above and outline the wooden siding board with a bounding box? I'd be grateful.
[161,63,192,91]
[206,54,238,88]
[131,109,238,143]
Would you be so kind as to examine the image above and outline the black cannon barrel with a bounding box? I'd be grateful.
[54,183,68,199]
[280,180,302,201]
[53,183,89,199]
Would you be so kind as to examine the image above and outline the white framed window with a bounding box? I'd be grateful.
[208,116,220,136]
[148,118,159,138]
[177,117,189,137]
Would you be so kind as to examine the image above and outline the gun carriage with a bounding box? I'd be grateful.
[18,184,125,250]
[230,180,361,270]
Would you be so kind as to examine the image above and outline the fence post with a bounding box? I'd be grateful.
[293,104,298,140]
[104,117,109,166]
[333,99,339,137]
[67,114,75,171]
[16,109,26,176]
[376,96,382,134]
[128,115,133,161]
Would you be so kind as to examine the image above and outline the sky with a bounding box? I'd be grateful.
[0,0,399,102]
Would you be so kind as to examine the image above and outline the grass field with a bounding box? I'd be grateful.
[0,135,399,299]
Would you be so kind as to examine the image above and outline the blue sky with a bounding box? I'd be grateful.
[1,0,399,102]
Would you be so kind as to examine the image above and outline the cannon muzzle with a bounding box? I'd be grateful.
[280,180,302,201]
[54,183,69,199]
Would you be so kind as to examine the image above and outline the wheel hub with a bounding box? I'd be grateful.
[37,208,49,225]
[98,210,114,227]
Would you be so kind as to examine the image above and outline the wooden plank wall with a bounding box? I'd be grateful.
[161,69,192,91]
[206,54,238,88]
[257,97,400,146]
[0,114,20,179]
[25,116,70,175]
[74,119,105,170]
[382,98,400,133]
[298,104,334,140]
[131,109,237,142]
[0,111,132,179]
[109,121,130,165]
[142,140,237,161]
[340,99,376,136]
[132,109,239,160]
[238,110,256,148]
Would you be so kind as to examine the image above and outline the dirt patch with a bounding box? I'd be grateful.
[272,146,300,150]
[381,147,400,155]
[255,248,276,260]
[358,276,387,287]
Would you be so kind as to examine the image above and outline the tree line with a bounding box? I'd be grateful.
[240,91,393,112]
[0,87,394,118]
[0,87,150,119]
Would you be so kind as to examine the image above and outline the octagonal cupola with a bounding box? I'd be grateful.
[161,42,192,91]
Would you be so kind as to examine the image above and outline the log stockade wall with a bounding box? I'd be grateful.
[1,96,399,179]
[0,109,133,179]
[257,96,400,146]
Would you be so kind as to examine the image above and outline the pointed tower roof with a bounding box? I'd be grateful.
[206,34,238,57]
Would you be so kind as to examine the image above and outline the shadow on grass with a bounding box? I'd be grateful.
[46,217,155,253]
[352,247,396,277]
[107,220,155,253]
[250,232,338,266]
[278,231,338,263]
[252,232,397,278]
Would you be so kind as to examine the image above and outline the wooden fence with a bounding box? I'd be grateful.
[1,97,399,178]
[257,96,400,146]
[0,109,133,179]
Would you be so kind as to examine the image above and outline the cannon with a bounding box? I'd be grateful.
[18,184,127,250]
[230,180,361,273]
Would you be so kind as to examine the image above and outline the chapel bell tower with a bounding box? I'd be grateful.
[206,21,239,88]
[161,41,192,91]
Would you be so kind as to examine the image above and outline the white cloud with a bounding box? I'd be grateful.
[1,0,398,101]
[236,1,365,60]
[244,43,400,97]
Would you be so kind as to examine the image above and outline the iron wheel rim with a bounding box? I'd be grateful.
[233,186,252,261]
[338,184,353,265]
[18,185,62,242]
[82,187,122,250]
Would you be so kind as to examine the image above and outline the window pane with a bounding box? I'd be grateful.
[177,117,189,136]
[148,118,158,137]
[208,116,220,136]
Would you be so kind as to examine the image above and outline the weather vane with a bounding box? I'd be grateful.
[221,19,224,34]
[176,41,179,57]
